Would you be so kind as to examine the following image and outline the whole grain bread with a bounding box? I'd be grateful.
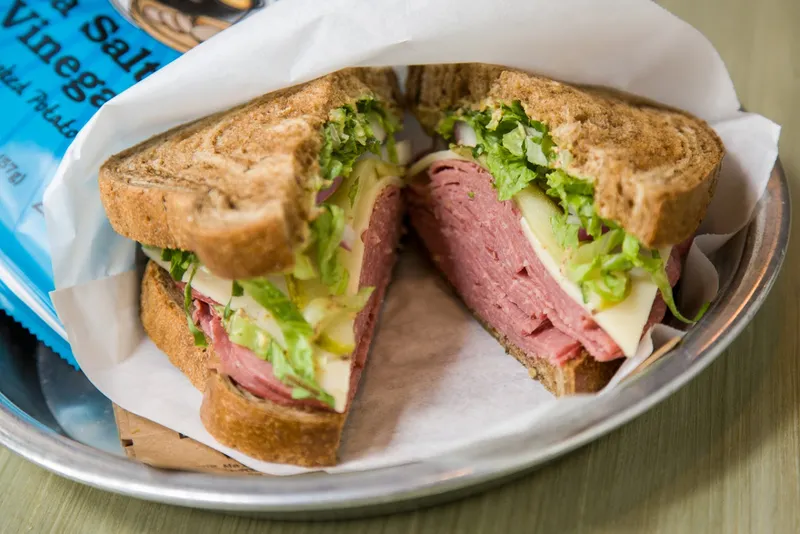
[101,68,400,280]
[407,63,724,248]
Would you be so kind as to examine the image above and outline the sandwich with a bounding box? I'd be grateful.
[99,68,407,467]
[406,64,724,396]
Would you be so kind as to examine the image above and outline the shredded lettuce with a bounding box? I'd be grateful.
[319,98,400,183]
[544,170,604,244]
[310,204,349,295]
[160,248,198,281]
[615,237,708,323]
[438,102,555,201]
[438,102,706,322]
[150,247,367,408]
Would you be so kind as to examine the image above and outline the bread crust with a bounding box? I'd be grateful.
[101,68,401,280]
[140,260,215,390]
[407,63,724,248]
[201,373,345,467]
[424,272,619,396]
[478,316,622,396]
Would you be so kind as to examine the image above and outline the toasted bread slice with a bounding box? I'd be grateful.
[101,68,400,280]
[407,63,724,248]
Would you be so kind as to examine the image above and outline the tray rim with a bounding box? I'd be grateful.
[0,160,790,518]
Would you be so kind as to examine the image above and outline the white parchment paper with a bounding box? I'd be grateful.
[43,0,780,475]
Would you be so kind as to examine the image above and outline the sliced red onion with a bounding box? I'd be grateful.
[454,121,477,147]
[340,224,356,251]
[316,175,343,204]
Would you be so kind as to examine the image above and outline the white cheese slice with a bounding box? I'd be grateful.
[340,174,404,295]
[515,186,669,357]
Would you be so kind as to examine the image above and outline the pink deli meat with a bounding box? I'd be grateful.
[184,186,403,410]
[407,160,682,365]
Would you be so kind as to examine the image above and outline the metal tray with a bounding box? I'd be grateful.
[0,162,790,519]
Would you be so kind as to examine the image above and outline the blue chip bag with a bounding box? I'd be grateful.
[0,0,269,368]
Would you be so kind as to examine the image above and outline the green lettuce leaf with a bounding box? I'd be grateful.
[441,103,555,201]
[524,137,548,167]
[550,214,580,250]
[565,232,706,322]
[160,248,198,281]
[485,150,542,201]
[318,98,400,183]
[310,204,349,295]
[238,279,314,340]
[502,123,527,157]
[544,170,605,244]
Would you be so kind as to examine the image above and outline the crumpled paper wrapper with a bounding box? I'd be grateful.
[43,0,780,475]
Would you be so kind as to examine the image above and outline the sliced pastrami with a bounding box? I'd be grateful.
[407,160,682,365]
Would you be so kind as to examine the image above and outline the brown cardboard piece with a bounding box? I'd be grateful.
[112,404,260,475]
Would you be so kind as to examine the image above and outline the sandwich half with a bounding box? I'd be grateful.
[406,64,724,396]
[100,68,406,467]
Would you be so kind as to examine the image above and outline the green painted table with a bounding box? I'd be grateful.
[2,0,798,532]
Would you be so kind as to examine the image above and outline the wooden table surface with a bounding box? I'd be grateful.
[2,0,798,532]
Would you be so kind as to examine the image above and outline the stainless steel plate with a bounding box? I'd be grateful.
[0,162,790,519]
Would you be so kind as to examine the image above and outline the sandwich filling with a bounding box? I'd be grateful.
[408,101,704,360]
[146,98,405,412]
